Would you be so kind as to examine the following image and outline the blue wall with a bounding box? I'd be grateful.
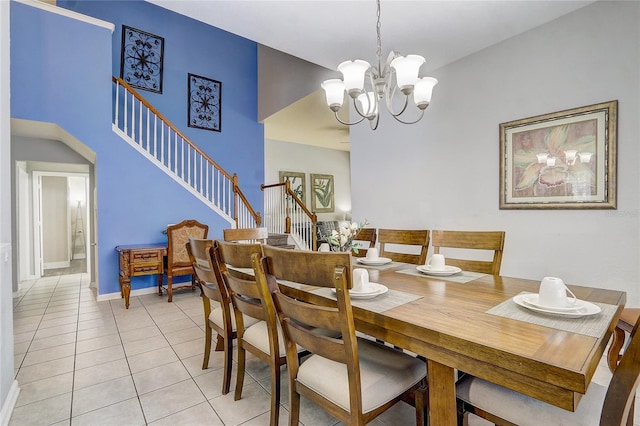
[10,1,264,295]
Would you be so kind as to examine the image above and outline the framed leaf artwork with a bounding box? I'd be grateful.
[500,100,617,209]
[311,174,335,213]
[279,171,305,204]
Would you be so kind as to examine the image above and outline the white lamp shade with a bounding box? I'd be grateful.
[321,79,345,110]
[357,92,378,117]
[390,54,425,91]
[337,60,370,95]
[413,77,438,107]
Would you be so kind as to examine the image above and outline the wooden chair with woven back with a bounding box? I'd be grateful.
[212,239,299,426]
[351,228,377,258]
[456,312,640,426]
[430,230,505,275]
[256,245,427,426]
[162,219,209,302]
[378,229,430,265]
[223,226,268,243]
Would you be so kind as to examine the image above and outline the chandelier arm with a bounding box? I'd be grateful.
[390,109,425,125]
[333,110,366,126]
[384,85,410,117]
[351,96,371,119]
[369,113,380,130]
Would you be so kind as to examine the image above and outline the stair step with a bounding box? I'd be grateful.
[266,234,296,250]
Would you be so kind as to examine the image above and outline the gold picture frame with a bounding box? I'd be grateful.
[311,173,335,213]
[279,171,305,204]
[500,100,617,209]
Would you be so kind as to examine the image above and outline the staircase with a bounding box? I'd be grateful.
[111,77,260,229]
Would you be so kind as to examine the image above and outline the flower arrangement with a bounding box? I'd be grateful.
[326,220,369,253]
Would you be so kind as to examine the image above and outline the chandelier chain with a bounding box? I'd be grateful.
[376,0,382,72]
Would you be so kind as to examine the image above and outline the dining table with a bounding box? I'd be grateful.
[276,259,626,426]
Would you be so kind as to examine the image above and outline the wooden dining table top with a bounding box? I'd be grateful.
[278,262,626,426]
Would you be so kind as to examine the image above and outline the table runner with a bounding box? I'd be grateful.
[309,287,422,313]
[395,267,487,284]
[487,292,618,338]
[351,259,406,271]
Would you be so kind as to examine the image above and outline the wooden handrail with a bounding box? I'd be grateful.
[261,182,317,222]
[113,76,260,227]
[113,76,233,181]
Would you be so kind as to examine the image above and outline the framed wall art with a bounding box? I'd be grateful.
[120,25,164,93]
[311,173,335,213]
[188,73,222,132]
[500,100,617,210]
[279,171,305,204]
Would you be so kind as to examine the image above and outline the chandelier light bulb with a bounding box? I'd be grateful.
[321,79,346,112]
[413,77,438,109]
[337,60,371,98]
[357,92,378,118]
[390,54,426,94]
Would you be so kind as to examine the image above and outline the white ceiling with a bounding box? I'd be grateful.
[148,0,596,150]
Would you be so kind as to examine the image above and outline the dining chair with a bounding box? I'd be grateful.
[257,245,427,426]
[456,313,640,426]
[185,238,259,395]
[351,227,377,258]
[162,219,209,302]
[607,308,640,373]
[378,229,430,265]
[223,226,268,243]
[431,230,505,275]
[213,239,302,426]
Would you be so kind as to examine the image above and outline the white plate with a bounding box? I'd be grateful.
[356,257,393,266]
[513,294,601,318]
[518,293,585,312]
[416,265,462,276]
[331,282,388,299]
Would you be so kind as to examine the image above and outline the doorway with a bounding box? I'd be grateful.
[20,170,91,279]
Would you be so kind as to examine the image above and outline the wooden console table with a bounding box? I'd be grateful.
[115,244,167,309]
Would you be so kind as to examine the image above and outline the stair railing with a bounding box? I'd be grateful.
[261,180,317,250]
[112,76,260,228]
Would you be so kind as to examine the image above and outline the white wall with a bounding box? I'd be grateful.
[351,1,640,305]
[0,0,17,422]
[265,139,352,221]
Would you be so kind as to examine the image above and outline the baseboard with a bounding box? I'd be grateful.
[1,380,20,426]
[43,261,70,270]
[96,286,158,302]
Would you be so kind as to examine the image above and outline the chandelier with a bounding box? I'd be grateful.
[321,0,438,130]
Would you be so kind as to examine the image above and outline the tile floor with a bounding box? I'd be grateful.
[10,273,417,425]
[10,273,639,426]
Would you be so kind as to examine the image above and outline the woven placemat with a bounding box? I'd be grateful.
[486,292,618,338]
[395,267,487,284]
[310,287,422,313]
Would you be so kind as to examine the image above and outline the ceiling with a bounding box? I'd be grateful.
[148,0,596,151]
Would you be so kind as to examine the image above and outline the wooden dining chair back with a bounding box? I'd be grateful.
[457,313,640,426]
[431,230,505,275]
[378,229,430,265]
[351,228,377,258]
[223,227,268,243]
[162,219,209,302]
[258,245,426,426]
[186,237,238,395]
[212,240,285,426]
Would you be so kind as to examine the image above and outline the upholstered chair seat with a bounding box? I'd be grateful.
[297,337,425,413]
[457,374,606,426]
[208,306,260,332]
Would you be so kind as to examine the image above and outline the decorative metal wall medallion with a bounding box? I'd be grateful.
[188,73,222,132]
[120,25,164,93]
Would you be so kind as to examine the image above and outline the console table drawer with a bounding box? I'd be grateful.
[131,263,163,275]
[132,251,163,263]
